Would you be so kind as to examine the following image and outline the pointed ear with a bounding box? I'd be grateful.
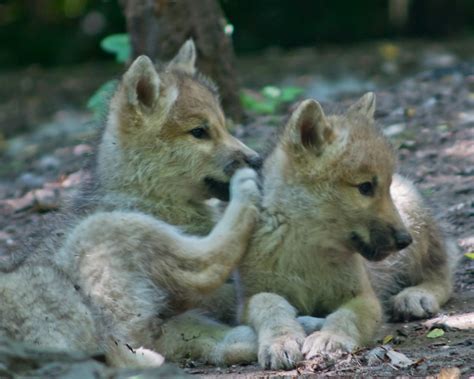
[286,99,333,152]
[347,92,376,119]
[167,39,196,75]
[122,55,160,110]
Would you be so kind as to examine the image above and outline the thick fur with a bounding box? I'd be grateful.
[203,93,458,369]
[0,40,261,367]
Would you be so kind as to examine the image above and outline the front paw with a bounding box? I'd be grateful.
[230,168,260,204]
[212,326,258,366]
[302,331,357,358]
[258,332,304,370]
[391,287,440,321]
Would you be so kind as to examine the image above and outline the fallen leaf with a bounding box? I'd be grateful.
[404,107,416,118]
[464,252,474,260]
[385,348,414,368]
[366,345,415,369]
[382,335,394,344]
[366,346,386,366]
[426,328,445,338]
[424,313,474,331]
[379,43,400,61]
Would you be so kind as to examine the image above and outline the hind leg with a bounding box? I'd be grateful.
[154,311,257,366]
[389,235,456,321]
[388,176,458,321]
[391,276,452,321]
[389,237,457,321]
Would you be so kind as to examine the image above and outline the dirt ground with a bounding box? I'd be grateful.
[0,39,472,378]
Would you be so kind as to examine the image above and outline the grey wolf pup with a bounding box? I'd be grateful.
[222,93,458,369]
[0,40,261,367]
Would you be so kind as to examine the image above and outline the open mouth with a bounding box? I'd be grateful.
[350,232,393,262]
[204,177,230,201]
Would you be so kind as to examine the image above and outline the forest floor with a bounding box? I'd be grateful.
[0,39,473,378]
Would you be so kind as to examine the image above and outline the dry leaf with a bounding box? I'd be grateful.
[382,335,394,344]
[385,348,414,368]
[424,313,474,331]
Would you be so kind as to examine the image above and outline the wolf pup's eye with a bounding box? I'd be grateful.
[358,182,374,196]
[190,127,208,139]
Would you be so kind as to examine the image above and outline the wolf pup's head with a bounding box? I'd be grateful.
[100,40,261,202]
[275,93,412,261]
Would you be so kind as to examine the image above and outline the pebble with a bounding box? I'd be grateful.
[422,97,437,109]
[458,111,474,125]
[384,123,406,137]
[73,144,93,156]
[36,155,60,171]
[422,52,458,69]
[16,173,44,190]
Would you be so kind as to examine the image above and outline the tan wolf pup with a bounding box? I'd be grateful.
[0,40,261,367]
[232,93,458,369]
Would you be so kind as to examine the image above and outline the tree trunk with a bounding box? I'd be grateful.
[120,0,243,122]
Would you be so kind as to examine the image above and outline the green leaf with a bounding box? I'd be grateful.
[100,34,131,63]
[87,80,119,119]
[464,252,474,260]
[280,86,304,102]
[262,86,281,99]
[241,85,304,115]
[426,328,445,338]
[240,92,277,114]
[382,334,394,344]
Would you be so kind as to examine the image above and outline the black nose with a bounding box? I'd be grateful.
[394,230,413,250]
[245,155,263,170]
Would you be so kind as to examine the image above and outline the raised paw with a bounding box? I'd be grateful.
[302,331,357,359]
[230,168,260,204]
[391,287,440,321]
[258,333,304,370]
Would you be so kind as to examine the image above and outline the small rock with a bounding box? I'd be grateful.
[466,75,474,91]
[458,111,474,125]
[399,140,416,150]
[384,123,406,137]
[17,173,45,190]
[456,166,474,176]
[37,155,60,171]
[390,107,405,118]
[422,52,458,69]
[381,61,398,75]
[73,144,93,156]
[34,188,60,211]
[422,97,437,109]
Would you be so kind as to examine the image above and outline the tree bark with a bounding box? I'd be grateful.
[120,0,243,121]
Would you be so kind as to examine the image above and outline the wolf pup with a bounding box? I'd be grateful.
[233,93,458,369]
[0,40,261,367]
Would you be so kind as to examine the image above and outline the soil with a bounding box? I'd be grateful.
[0,38,472,378]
